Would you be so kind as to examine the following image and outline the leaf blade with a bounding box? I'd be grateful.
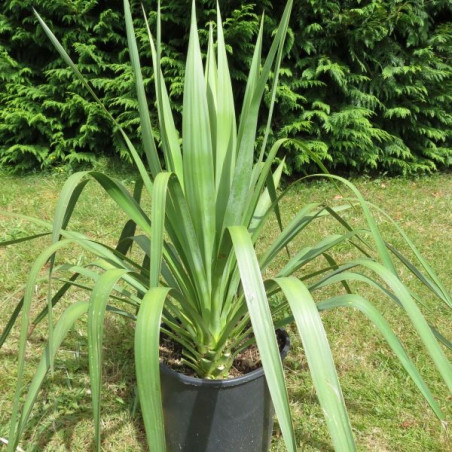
[88,268,130,450]
[229,225,296,452]
[182,2,215,287]
[274,276,356,451]
[135,288,170,452]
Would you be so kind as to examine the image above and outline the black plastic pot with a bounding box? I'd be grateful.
[159,330,290,452]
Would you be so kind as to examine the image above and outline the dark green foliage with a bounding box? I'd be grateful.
[0,0,451,173]
[275,0,452,174]
[0,0,138,170]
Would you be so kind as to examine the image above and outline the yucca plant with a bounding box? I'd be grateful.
[2,0,451,450]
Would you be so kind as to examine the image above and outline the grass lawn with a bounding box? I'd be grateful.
[0,168,451,451]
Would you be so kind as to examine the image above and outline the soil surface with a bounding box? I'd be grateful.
[159,330,286,379]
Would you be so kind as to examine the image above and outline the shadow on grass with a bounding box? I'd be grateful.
[1,316,147,450]
[20,384,147,452]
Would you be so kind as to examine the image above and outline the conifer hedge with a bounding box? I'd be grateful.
[0,0,451,173]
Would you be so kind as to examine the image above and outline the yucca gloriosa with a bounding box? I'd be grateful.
[2,0,451,450]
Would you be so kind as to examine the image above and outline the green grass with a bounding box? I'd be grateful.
[1,169,451,451]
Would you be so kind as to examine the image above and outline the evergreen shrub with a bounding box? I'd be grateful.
[0,0,450,173]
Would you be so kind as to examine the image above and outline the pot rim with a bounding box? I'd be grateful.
[160,329,290,388]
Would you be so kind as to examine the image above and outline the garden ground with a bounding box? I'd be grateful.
[0,168,450,451]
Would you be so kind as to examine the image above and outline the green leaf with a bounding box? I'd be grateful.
[315,175,396,272]
[51,172,89,243]
[214,5,237,198]
[274,276,356,451]
[150,172,172,287]
[88,268,130,450]
[8,239,74,452]
[316,259,452,392]
[115,179,144,255]
[183,1,216,284]
[260,203,322,270]
[17,302,89,439]
[34,8,153,194]
[0,232,50,247]
[229,225,297,452]
[123,0,161,177]
[318,294,444,420]
[223,0,293,231]
[143,4,184,184]
[368,201,451,307]
[249,158,285,234]
[88,172,152,235]
[135,288,170,452]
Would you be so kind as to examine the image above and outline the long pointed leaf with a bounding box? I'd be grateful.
[316,259,452,391]
[368,201,451,307]
[274,277,356,451]
[318,294,444,420]
[214,5,237,202]
[88,268,129,450]
[135,288,170,452]
[89,172,152,235]
[17,302,89,439]
[183,1,215,287]
[150,173,172,287]
[34,8,154,193]
[8,239,74,452]
[142,5,184,184]
[229,225,296,452]
[123,0,161,177]
[315,175,396,272]
[116,178,144,255]
[223,0,293,230]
